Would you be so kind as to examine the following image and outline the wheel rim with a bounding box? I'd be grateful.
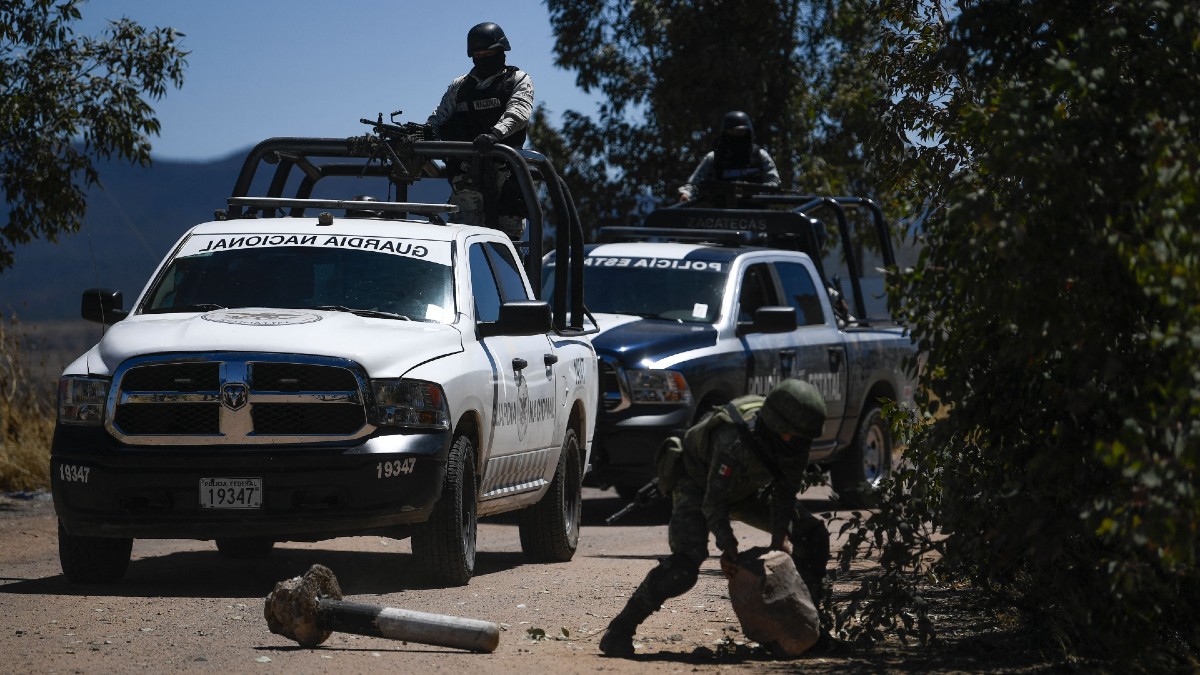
[461,464,477,560]
[563,451,580,540]
[862,417,888,486]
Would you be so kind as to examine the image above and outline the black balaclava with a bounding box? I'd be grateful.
[471,52,506,78]
[716,132,754,168]
[753,415,810,461]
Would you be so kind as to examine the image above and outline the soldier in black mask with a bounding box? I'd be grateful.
[427,22,533,239]
[678,110,781,203]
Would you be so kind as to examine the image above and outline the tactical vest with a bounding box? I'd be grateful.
[713,145,765,182]
[656,395,766,493]
[440,66,527,147]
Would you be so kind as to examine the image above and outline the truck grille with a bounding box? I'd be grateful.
[598,355,630,413]
[106,354,371,445]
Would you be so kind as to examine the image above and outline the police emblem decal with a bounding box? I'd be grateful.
[221,383,248,410]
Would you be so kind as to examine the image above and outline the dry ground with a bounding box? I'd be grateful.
[0,487,1068,674]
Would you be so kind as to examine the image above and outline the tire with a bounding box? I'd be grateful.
[412,434,478,586]
[215,537,275,559]
[831,405,892,509]
[57,520,132,584]
[519,429,582,562]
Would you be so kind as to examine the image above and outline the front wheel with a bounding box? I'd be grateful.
[412,434,478,586]
[519,429,582,562]
[830,405,892,508]
[58,520,132,584]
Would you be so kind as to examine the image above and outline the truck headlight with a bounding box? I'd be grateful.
[626,369,692,405]
[372,379,450,430]
[58,376,110,426]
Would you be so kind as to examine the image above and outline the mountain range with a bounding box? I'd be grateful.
[0,147,447,321]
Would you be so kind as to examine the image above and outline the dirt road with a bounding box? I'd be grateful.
[0,487,878,673]
[0,486,1050,673]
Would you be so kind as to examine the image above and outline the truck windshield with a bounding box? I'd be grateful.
[143,244,455,323]
[543,258,728,323]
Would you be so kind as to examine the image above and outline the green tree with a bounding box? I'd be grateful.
[844,0,1200,664]
[537,0,896,235]
[0,0,187,271]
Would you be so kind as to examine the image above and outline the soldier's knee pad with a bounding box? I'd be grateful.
[641,553,700,599]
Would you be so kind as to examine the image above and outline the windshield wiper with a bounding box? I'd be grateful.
[144,303,226,314]
[311,305,412,321]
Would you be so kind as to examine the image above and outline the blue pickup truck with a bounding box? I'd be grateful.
[543,195,916,507]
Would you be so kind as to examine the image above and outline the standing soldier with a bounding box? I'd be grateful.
[599,379,833,657]
[678,110,781,203]
[427,22,533,238]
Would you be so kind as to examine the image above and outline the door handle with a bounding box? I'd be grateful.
[512,357,528,371]
[778,349,795,375]
[827,347,843,372]
[544,354,559,366]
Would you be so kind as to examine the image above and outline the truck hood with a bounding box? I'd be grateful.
[591,312,718,366]
[85,308,463,377]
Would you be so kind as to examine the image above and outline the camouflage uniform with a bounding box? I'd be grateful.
[600,380,830,657]
[670,420,829,590]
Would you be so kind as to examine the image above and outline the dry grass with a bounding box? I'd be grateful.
[0,317,58,492]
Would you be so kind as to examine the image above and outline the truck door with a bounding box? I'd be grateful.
[738,261,792,398]
[469,241,558,458]
[772,260,849,448]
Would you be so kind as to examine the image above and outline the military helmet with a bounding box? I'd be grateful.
[721,110,754,137]
[757,379,826,439]
[467,22,511,55]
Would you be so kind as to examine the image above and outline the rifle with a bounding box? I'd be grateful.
[605,478,665,525]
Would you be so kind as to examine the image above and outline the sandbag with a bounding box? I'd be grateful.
[728,546,820,658]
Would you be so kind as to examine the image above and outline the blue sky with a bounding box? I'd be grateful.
[78,0,599,161]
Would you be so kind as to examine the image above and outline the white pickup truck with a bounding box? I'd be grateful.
[51,122,598,586]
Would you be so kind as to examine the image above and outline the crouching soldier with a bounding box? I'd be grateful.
[599,379,833,657]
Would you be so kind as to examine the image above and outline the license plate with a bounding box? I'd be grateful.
[199,477,262,509]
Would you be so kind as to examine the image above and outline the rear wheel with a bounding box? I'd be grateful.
[519,429,582,562]
[412,434,478,586]
[215,538,274,559]
[58,520,132,584]
[831,405,891,508]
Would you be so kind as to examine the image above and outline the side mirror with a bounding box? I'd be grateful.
[81,288,127,325]
[480,300,551,337]
[737,305,797,336]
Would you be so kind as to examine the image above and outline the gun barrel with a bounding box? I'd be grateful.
[605,502,636,525]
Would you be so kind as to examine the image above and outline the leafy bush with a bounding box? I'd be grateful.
[838,0,1200,667]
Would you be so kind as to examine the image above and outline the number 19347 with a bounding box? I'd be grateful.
[377,458,416,478]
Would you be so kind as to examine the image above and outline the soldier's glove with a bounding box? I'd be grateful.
[473,132,498,153]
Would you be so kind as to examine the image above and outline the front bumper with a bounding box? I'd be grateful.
[584,405,693,490]
[51,424,450,540]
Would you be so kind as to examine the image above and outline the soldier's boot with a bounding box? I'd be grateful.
[598,594,655,657]
[599,554,700,658]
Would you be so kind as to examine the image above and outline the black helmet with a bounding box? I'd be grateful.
[467,22,510,56]
[721,110,754,138]
[345,194,380,219]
